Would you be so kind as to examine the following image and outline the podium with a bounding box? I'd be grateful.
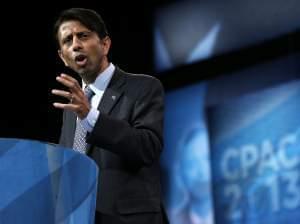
[0,138,98,224]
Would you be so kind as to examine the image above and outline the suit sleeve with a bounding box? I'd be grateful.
[86,78,164,168]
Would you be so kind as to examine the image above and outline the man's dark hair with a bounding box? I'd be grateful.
[54,8,109,48]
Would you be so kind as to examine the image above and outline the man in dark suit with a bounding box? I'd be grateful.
[51,8,168,224]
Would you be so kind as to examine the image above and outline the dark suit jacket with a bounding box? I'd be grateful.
[59,67,168,223]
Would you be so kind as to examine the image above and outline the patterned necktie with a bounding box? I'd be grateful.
[72,86,94,153]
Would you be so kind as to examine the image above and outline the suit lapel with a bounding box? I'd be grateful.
[97,67,126,115]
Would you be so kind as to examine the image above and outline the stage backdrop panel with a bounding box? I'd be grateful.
[161,83,214,224]
[207,79,300,224]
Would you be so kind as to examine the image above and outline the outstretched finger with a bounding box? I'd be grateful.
[60,73,78,83]
[51,89,72,100]
[56,75,81,91]
[53,102,79,110]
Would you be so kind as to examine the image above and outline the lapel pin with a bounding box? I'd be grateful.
[112,95,116,100]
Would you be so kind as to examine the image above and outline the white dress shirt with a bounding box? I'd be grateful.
[80,63,115,132]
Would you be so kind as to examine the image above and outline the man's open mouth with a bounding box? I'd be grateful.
[74,54,88,66]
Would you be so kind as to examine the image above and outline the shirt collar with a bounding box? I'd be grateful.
[83,63,115,94]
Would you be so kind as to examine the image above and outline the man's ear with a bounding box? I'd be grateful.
[102,36,111,56]
[58,49,68,66]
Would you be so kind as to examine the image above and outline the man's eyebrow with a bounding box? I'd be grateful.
[61,30,92,41]
[77,30,93,34]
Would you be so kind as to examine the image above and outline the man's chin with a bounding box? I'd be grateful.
[76,68,89,77]
[74,63,89,72]
[78,71,98,83]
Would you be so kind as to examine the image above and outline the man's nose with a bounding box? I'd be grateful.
[72,37,83,51]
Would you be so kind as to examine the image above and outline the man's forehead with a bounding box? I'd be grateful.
[59,21,90,36]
